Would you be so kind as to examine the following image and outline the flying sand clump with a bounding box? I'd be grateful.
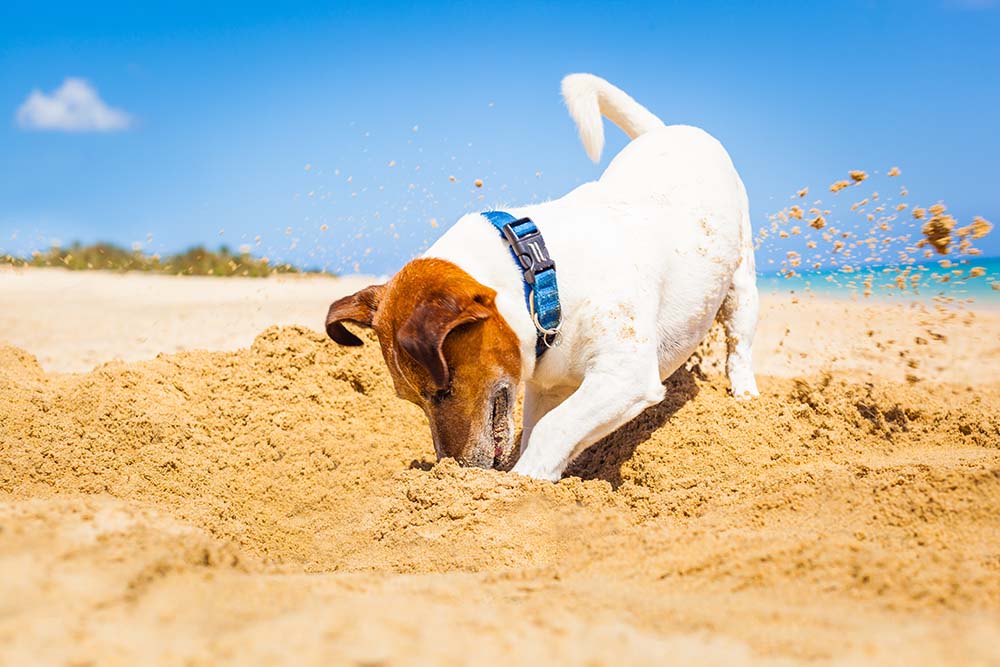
[916,204,957,255]
[759,166,994,294]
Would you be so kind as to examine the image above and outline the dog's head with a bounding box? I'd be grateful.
[325,258,521,469]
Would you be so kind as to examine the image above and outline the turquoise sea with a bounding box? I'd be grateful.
[758,256,1000,307]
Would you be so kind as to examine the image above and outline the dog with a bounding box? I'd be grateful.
[325,73,759,481]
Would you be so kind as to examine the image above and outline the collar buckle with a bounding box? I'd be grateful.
[501,219,555,286]
[482,210,563,357]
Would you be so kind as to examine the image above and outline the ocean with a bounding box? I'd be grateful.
[757,256,1000,307]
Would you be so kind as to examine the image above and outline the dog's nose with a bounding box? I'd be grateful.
[455,452,494,470]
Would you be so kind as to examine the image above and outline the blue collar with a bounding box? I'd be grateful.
[481,211,562,357]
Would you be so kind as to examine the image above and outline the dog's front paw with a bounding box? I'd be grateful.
[731,383,759,401]
[509,461,562,483]
[730,372,759,400]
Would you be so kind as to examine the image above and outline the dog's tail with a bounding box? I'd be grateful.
[561,73,666,163]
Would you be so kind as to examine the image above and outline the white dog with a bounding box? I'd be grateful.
[326,73,759,481]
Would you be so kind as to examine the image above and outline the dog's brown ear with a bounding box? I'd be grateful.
[397,292,493,390]
[325,284,385,345]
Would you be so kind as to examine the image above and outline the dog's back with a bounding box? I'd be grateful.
[527,74,754,384]
[561,73,745,228]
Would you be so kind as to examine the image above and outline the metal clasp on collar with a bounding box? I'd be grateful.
[528,294,562,348]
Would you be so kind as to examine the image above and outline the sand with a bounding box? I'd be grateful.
[2,268,999,666]
[0,267,378,373]
[4,267,999,383]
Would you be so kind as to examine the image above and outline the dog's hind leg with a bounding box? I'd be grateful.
[719,238,760,399]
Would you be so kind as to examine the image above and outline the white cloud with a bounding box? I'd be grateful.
[16,78,133,132]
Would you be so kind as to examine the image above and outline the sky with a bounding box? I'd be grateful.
[1,1,998,275]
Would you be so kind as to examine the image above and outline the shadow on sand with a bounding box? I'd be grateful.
[407,366,702,486]
[565,367,701,488]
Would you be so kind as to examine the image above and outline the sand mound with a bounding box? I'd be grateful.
[2,326,999,665]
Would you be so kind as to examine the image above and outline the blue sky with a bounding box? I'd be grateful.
[1,1,998,275]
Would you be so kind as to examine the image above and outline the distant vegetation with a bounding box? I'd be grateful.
[0,242,311,277]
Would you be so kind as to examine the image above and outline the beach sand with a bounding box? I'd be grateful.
[2,267,999,665]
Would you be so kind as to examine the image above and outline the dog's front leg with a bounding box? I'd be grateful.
[519,384,575,457]
[511,358,665,482]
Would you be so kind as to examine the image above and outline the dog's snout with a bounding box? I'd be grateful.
[422,381,516,472]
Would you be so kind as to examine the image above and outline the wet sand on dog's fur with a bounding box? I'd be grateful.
[1,268,999,665]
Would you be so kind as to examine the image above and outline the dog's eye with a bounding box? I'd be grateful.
[429,387,452,404]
